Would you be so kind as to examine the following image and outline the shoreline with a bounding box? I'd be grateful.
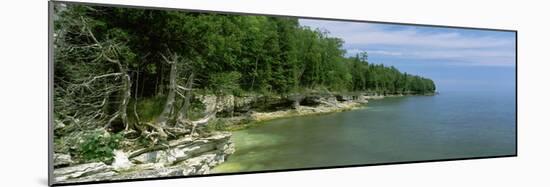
[53,132,235,184]
[52,92,433,184]
[214,93,429,131]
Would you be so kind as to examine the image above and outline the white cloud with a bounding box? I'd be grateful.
[347,49,402,57]
[299,19,516,67]
[368,50,403,56]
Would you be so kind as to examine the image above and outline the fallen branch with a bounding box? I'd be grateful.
[143,122,168,138]
[128,136,193,158]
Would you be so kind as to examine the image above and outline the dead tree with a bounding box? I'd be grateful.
[83,18,132,131]
[178,72,195,119]
[135,51,218,143]
[54,6,218,149]
[54,13,132,132]
[156,52,179,127]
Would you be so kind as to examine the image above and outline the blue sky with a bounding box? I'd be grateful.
[299,19,516,93]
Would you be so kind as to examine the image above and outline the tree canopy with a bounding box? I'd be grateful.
[52,3,436,162]
[54,4,435,98]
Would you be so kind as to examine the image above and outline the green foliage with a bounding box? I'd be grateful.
[55,3,436,103]
[53,4,438,161]
[54,3,437,142]
[77,130,123,163]
[129,96,166,122]
[53,135,71,154]
[182,97,207,121]
[208,71,243,96]
[205,119,229,131]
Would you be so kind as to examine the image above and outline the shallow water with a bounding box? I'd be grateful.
[212,90,516,173]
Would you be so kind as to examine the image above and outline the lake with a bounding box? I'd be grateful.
[212,90,516,173]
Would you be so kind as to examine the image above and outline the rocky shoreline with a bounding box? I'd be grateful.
[208,93,394,130]
[53,132,234,184]
[249,97,367,122]
[53,92,421,184]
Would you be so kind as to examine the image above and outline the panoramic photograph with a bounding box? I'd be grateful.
[51,2,516,184]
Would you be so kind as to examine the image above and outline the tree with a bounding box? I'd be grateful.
[54,3,437,151]
[54,5,135,132]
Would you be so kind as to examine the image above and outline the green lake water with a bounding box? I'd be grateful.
[212,90,516,173]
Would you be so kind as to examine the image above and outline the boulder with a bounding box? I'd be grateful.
[356,95,369,104]
[198,95,239,113]
[217,141,235,155]
[107,164,196,180]
[102,152,228,180]
[181,152,221,174]
[112,150,133,171]
[53,153,73,167]
[53,162,113,182]
[131,132,232,166]
[54,132,234,183]
[61,171,117,183]
[233,95,256,111]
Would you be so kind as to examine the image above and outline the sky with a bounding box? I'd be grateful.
[299,19,516,93]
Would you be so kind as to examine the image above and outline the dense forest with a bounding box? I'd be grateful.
[53,4,435,162]
[54,4,435,95]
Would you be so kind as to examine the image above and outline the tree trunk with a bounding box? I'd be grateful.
[84,22,131,130]
[293,99,300,109]
[250,57,259,90]
[178,72,195,119]
[157,60,177,126]
[120,73,131,129]
[158,62,165,96]
[130,70,140,131]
